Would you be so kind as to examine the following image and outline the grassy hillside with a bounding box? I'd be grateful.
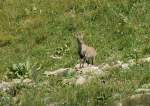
[0,0,150,106]
[0,0,150,75]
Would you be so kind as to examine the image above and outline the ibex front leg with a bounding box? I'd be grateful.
[80,57,86,68]
[80,58,83,68]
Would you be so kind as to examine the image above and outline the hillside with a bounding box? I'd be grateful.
[0,0,150,106]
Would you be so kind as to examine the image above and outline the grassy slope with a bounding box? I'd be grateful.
[0,0,150,105]
[0,0,150,75]
[19,63,150,106]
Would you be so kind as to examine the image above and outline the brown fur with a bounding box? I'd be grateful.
[74,32,96,68]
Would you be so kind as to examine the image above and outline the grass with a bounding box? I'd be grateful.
[10,62,149,106]
[0,0,150,106]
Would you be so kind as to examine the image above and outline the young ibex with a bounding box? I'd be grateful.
[75,32,96,68]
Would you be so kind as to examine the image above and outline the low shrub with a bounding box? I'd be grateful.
[7,60,42,79]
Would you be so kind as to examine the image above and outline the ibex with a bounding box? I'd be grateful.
[75,32,96,68]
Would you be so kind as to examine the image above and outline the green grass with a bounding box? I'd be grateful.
[0,0,150,75]
[10,62,149,106]
[0,0,150,105]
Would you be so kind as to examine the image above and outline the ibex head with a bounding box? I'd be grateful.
[74,31,84,44]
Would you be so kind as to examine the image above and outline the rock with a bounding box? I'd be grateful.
[48,102,58,106]
[63,78,76,85]
[75,76,87,85]
[139,57,150,63]
[111,64,121,69]
[135,88,150,93]
[117,60,123,65]
[0,78,34,93]
[121,63,129,70]
[100,62,121,71]
[75,63,89,69]
[112,93,121,99]
[142,83,150,89]
[0,81,12,91]
[101,64,111,70]
[23,78,32,84]
[50,55,62,59]
[128,59,136,66]
[115,102,122,106]
[115,93,150,106]
[44,68,70,76]
[79,65,102,75]
[122,93,150,106]
[12,79,22,84]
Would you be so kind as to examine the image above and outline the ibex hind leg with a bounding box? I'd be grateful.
[86,59,90,65]
[91,57,95,65]
[92,59,93,65]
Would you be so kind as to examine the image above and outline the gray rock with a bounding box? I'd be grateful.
[0,81,12,91]
[101,63,111,70]
[135,88,150,93]
[142,83,150,89]
[63,78,76,85]
[75,76,87,85]
[23,78,32,84]
[78,65,103,75]
[12,79,22,84]
[139,57,150,63]
[44,68,70,76]
[122,93,150,106]
[121,63,129,70]
[128,59,136,66]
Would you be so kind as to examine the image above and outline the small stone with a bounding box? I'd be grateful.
[33,6,37,11]
[23,78,32,84]
[50,55,62,59]
[0,81,12,91]
[115,102,122,106]
[128,59,136,66]
[63,78,75,85]
[112,93,121,99]
[142,57,150,62]
[75,63,89,69]
[135,88,150,93]
[121,63,129,70]
[44,68,70,76]
[117,61,123,65]
[101,64,111,70]
[142,83,150,89]
[12,79,21,84]
[119,93,150,106]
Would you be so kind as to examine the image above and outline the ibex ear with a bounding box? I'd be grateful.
[73,32,77,38]
[79,31,84,39]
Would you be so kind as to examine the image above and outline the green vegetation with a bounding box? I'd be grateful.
[6,60,42,79]
[2,62,149,106]
[0,0,150,106]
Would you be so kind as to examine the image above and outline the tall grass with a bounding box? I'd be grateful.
[17,63,150,106]
[0,0,150,105]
